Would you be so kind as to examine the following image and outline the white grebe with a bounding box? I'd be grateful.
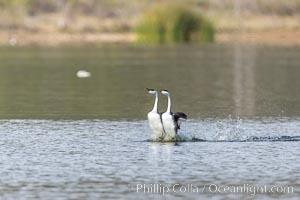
[146,88,165,140]
[161,90,187,140]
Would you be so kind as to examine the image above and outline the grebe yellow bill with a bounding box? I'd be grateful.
[146,88,165,141]
[161,90,187,141]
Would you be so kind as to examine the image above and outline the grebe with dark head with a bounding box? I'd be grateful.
[161,90,187,140]
[146,88,165,140]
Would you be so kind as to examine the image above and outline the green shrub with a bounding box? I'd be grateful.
[135,3,215,44]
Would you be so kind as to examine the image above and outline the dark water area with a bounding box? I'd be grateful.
[0,44,299,120]
[0,44,299,199]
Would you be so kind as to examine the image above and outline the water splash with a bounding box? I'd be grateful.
[171,117,300,142]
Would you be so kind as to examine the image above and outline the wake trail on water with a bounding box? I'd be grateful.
[144,135,300,142]
[144,117,300,143]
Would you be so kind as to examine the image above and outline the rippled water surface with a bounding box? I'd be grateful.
[0,119,300,200]
[0,45,299,199]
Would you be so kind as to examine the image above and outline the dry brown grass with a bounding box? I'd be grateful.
[0,0,300,45]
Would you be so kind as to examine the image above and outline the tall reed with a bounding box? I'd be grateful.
[135,3,215,44]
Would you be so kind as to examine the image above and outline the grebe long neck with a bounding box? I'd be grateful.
[151,92,158,112]
[166,94,171,113]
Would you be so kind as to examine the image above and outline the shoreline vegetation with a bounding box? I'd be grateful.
[135,3,215,43]
[1,0,300,46]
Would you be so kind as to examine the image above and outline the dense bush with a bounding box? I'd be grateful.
[135,3,215,43]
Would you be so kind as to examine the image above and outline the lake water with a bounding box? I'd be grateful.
[0,44,299,199]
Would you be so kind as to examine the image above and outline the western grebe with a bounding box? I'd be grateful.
[161,90,187,140]
[146,88,165,140]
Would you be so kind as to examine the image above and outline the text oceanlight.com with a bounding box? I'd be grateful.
[132,183,294,196]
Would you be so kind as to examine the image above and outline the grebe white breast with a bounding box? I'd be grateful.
[161,90,187,141]
[146,88,165,140]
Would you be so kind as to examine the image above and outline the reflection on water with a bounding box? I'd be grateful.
[233,44,257,117]
[0,44,299,120]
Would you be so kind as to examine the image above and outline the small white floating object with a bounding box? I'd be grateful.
[9,36,17,46]
[76,70,91,78]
